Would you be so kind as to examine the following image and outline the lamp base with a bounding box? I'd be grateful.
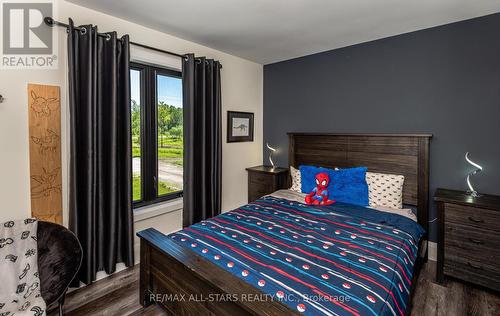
[466,190,481,198]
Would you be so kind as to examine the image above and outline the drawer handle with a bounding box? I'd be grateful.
[468,238,484,245]
[467,262,483,270]
[468,216,484,223]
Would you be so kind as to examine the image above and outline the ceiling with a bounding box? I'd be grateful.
[67,0,500,64]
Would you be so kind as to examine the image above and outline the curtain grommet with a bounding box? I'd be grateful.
[80,27,87,35]
[106,33,111,41]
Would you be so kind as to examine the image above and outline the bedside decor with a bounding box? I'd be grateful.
[246,166,288,202]
[266,142,277,169]
[435,188,500,291]
[227,111,254,142]
[465,152,483,197]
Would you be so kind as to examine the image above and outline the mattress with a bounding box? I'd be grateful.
[169,195,425,316]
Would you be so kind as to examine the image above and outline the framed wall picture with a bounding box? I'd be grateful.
[227,111,254,142]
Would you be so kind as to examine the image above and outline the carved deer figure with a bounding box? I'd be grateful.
[31,129,59,154]
[31,167,61,199]
[30,90,58,117]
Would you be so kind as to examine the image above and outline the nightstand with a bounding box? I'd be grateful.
[434,188,500,291]
[246,166,289,203]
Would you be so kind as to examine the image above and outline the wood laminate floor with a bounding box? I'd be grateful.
[51,261,500,316]
[410,262,500,316]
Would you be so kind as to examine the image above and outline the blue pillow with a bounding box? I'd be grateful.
[299,165,369,206]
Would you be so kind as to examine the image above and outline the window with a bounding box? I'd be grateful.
[130,63,183,207]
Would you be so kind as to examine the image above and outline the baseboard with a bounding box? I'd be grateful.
[428,241,437,261]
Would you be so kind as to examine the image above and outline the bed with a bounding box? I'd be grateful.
[137,133,431,316]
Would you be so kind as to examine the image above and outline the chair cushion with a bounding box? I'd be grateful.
[37,221,82,305]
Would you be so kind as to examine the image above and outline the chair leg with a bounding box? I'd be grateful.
[58,293,66,316]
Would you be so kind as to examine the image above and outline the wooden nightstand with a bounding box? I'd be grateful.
[434,188,500,291]
[246,166,289,203]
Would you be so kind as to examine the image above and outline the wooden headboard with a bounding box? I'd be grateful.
[288,133,432,233]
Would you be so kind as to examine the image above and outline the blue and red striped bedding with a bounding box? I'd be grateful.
[169,196,425,316]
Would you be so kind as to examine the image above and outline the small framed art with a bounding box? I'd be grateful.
[227,111,254,142]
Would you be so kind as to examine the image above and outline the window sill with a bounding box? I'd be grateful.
[134,197,183,222]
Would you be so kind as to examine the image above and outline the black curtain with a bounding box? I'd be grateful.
[182,54,222,227]
[67,19,134,285]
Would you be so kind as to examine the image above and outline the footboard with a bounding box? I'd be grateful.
[137,228,298,315]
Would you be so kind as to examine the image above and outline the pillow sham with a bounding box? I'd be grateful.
[365,172,405,209]
[300,165,369,206]
[290,166,301,192]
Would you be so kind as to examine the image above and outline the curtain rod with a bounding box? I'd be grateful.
[44,17,186,59]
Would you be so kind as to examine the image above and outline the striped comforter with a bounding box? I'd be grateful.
[169,196,425,316]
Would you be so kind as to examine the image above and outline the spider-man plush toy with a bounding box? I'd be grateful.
[305,172,336,205]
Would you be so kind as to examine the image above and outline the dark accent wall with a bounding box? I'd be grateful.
[263,13,500,241]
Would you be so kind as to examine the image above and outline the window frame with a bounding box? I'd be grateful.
[131,62,183,208]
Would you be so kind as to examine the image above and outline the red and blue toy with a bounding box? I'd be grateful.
[305,172,336,205]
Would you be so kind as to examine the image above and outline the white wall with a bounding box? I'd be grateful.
[0,0,263,256]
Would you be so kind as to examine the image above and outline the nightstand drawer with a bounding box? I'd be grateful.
[444,203,500,232]
[249,172,274,187]
[444,256,500,291]
[250,182,274,194]
[445,223,500,267]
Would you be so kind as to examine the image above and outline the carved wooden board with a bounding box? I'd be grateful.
[28,83,62,224]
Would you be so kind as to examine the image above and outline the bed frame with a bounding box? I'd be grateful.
[137,133,432,315]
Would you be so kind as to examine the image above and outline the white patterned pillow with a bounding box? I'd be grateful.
[290,166,301,192]
[366,172,405,209]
